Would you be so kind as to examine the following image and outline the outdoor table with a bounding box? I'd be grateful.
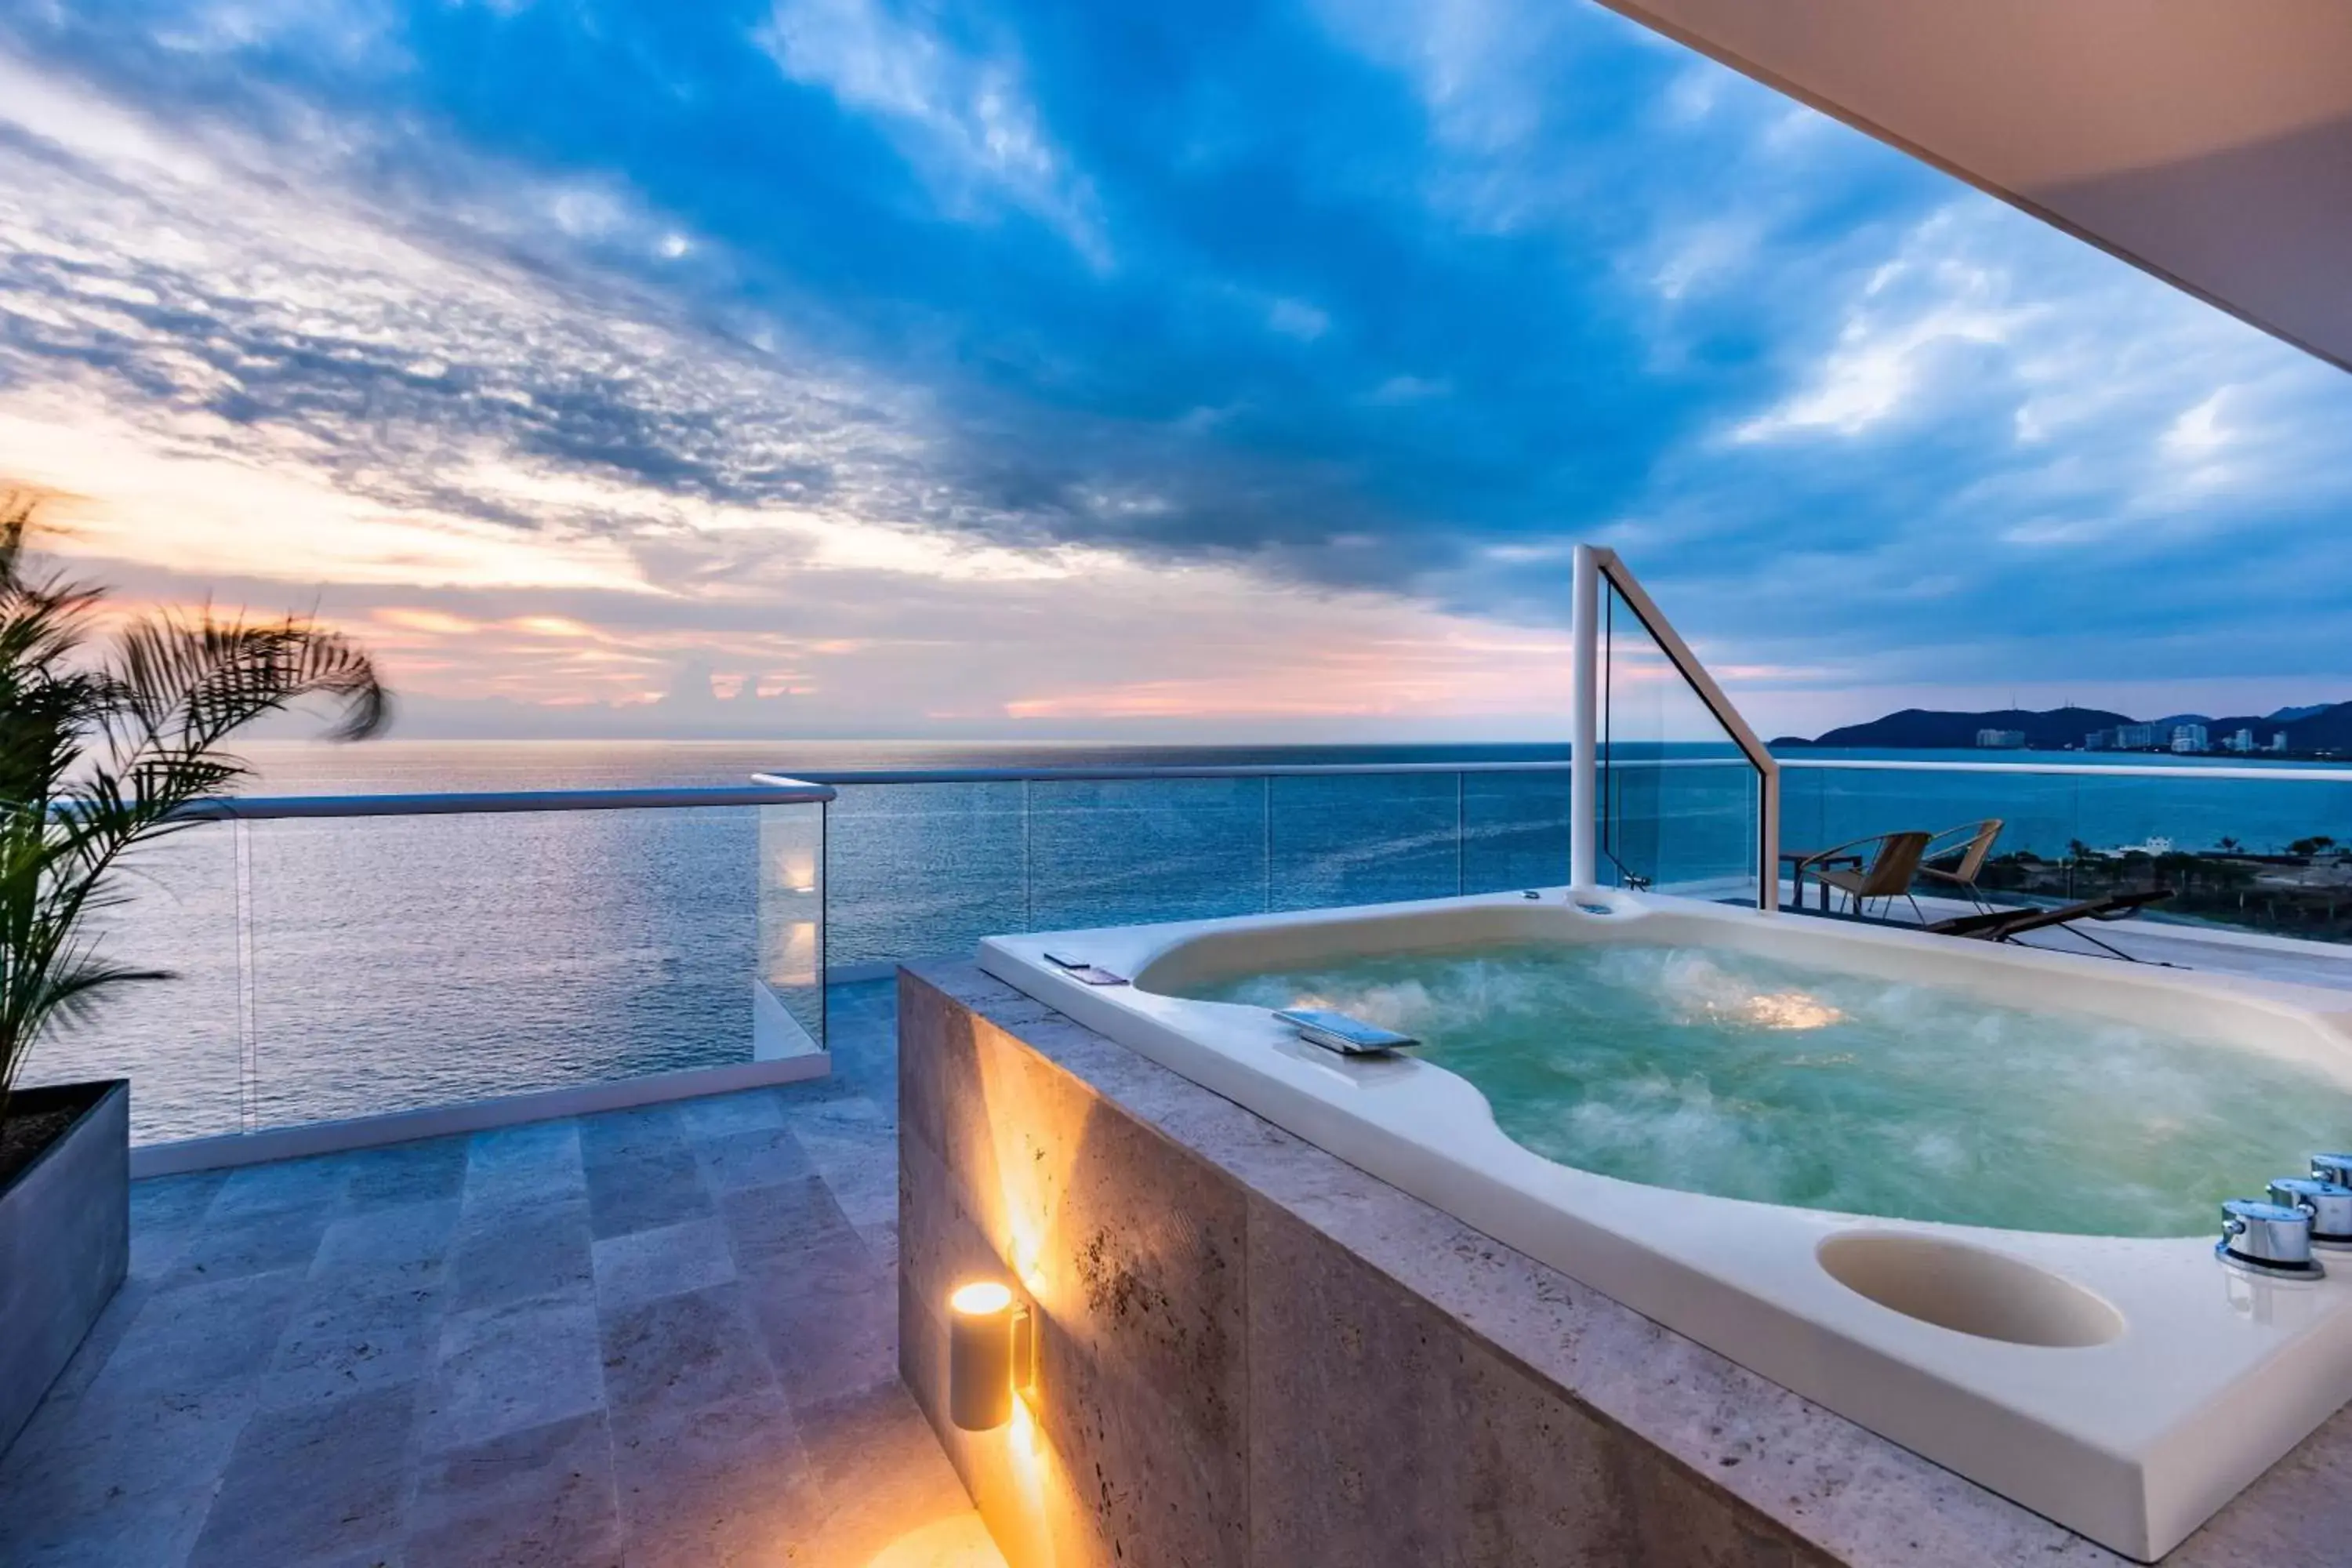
[1780,849,1862,912]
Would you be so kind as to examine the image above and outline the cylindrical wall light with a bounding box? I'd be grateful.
[948,1280,1035,1431]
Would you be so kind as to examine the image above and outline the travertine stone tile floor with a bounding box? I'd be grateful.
[0,979,1005,1568]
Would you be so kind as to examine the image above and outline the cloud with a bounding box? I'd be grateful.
[1265,296,1330,341]
[0,35,1590,735]
[0,44,1119,603]
[755,0,1109,267]
[1365,374,1448,405]
[7,0,2352,744]
[150,0,406,62]
[1732,212,2048,441]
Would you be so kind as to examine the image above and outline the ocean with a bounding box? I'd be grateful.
[41,739,2352,1144]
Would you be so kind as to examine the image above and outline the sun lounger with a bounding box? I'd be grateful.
[1926,889,2173,960]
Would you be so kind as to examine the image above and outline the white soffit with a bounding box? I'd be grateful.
[1599,0,2352,373]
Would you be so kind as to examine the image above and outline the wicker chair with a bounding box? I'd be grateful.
[1789,830,1933,921]
[1915,818,2004,911]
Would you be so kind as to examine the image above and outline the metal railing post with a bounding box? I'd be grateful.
[1570,544,1600,891]
[818,798,829,1054]
[1261,776,1273,913]
[232,817,258,1134]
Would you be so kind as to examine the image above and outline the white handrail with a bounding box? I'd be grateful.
[1782,759,2352,782]
[180,782,836,820]
[1573,544,1780,911]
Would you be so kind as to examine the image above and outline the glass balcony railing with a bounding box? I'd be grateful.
[1584,547,1778,906]
[798,758,2352,967]
[40,753,2352,1159]
[40,785,832,1149]
[1598,580,1765,902]
[802,765,1581,973]
[1780,758,2352,937]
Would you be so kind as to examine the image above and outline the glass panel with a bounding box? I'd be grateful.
[1461,769,1573,893]
[1268,773,1458,911]
[1783,765,2076,913]
[241,804,767,1129]
[26,821,245,1144]
[757,800,827,1059]
[1028,778,1267,930]
[2065,772,2352,940]
[822,782,1025,968]
[1599,583,1760,902]
[1782,764,2352,942]
[1775,763,1827,868]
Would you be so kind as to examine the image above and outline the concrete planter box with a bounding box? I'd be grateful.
[0,1080,129,1457]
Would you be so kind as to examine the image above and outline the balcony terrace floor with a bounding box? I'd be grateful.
[0,978,1002,1568]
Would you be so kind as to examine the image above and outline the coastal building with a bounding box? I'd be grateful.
[1975,728,2026,749]
[2082,730,2109,750]
[2222,728,2256,753]
[2114,724,2158,750]
[2171,723,2209,753]
[2274,731,2292,753]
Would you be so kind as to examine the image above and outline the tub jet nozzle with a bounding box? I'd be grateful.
[2217,1198,2323,1280]
[2268,1178,2352,1249]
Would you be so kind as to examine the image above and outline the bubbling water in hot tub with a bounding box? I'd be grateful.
[1190,942,2352,1236]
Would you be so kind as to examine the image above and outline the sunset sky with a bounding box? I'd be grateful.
[4,0,2350,741]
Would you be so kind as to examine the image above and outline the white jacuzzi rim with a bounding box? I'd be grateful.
[1123,885,2352,1245]
[975,887,2352,1561]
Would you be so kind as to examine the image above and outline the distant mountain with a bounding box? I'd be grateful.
[2277,702,2352,752]
[1776,701,2352,753]
[1774,706,2132,751]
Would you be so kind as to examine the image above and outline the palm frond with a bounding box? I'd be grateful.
[0,498,390,1116]
[110,608,390,760]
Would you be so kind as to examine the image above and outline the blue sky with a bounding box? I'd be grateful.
[2,0,2350,739]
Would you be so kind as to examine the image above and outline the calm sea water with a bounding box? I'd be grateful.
[41,739,2352,1143]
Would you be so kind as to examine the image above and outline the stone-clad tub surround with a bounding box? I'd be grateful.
[975,891,2352,1560]
[898,960,2352,1568]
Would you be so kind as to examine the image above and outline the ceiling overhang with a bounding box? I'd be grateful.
[1598,1,2352,372]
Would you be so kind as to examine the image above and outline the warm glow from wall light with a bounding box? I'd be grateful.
[948,1280,1025,1432]
[857,1514,1003,1567]
[950,1281,1014,1316]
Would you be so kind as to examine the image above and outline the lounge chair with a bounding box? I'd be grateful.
[1926,889,2173,961]
[1786,830,1933,921]
[1915,818,2002,910]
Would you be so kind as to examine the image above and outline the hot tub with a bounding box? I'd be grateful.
[978,887,2352,1561]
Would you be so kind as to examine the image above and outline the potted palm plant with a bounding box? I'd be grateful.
[0,496,388,1454]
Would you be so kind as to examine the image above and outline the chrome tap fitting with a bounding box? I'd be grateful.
[2268,1177,2352,1248]
[2310,1152,2352,1189]
[2217,1198,2322,1279]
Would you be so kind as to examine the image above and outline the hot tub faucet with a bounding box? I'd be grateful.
[2216,1199,2323,1280]
[2268,1178,2352,1250]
